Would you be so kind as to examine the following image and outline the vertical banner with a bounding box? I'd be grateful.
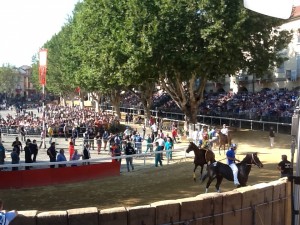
[39,49,48,85]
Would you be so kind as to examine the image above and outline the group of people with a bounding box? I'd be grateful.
[48,141,91,168]
[226,143,293,187]
[120,88,297,123]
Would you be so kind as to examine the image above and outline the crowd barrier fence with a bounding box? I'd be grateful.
[116,106,292,134]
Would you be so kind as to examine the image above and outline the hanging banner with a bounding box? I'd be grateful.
[39,49,48,85]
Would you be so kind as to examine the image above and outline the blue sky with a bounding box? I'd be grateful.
[0,0,299,67]
[0,0,80,67]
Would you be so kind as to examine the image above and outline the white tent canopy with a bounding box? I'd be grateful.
[244,0,294,19]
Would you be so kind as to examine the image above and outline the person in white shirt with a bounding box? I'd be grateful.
[192,129,199,145]
[221,124,228,136]
[151,123,158,137]
[155,135,165,160]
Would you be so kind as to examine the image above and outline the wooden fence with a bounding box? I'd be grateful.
[10,178,294,225]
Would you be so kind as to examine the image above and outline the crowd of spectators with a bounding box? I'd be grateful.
[120,88,298,123]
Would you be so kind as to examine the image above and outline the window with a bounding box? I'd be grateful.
[277,63,285,73]
[286,70,291,79]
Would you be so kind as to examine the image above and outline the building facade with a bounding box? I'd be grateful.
[205,6,300,94]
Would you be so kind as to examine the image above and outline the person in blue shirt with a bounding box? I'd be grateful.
[226,143,240,186]
[0,199,18,225]
[56,149,67,168]
[165,137,173,164]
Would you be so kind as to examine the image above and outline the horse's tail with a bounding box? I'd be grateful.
[201,173,208,183]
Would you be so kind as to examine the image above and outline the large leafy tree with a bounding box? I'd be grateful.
[122,0,292,124]
[40,0,292,126]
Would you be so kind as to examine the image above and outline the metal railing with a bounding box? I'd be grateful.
[115,106,292,134]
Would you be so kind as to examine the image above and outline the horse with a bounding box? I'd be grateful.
[217,130,232,155]
[201,152,263,193]
[186,142,215,182]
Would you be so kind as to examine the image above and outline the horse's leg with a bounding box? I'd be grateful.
[205,176,215,193]
[215,176,223,193]
[200,165,204,180]
[193,165,198,182]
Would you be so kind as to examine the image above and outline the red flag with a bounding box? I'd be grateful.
[75,87,81,94]
[39,49,48,85]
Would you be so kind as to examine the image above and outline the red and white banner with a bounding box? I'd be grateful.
[39,49,48,85]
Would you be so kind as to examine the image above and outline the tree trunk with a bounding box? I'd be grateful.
[95,101,99,113]
[159,72,207,136]
[60,94,66,106]
[109,90,121,119]
[139,81,155,122]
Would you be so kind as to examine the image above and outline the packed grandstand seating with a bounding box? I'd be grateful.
[120,88,298,123]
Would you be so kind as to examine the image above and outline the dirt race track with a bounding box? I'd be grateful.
[0,129,294,212]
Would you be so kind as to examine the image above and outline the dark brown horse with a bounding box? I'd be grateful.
[217,130,232,155]
[202,152,263,193]
[186,142,215,182]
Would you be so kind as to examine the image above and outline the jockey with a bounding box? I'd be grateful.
[221,124,228,136]
[226,143,240,186]
[200,126,209,148]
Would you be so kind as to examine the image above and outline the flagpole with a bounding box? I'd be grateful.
[42,84,46,148]
[39,49,48,149]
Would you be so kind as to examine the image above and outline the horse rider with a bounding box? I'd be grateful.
[221,124,228,136]
[226,143,240,186]
[200,126,209,148]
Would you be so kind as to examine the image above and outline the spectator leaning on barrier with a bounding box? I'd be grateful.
[10,147,19,171]
[0,199,18,225]
[31,140,39,162]
[56,149,67,168]
[47,142,57,169]
[71,149,82,167]
[82,144,91,165]
[24,139,32,170]
[68,141,75,161]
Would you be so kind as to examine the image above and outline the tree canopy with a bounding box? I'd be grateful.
[31,0,292,123]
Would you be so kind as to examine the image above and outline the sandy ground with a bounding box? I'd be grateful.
[0,128,295,212]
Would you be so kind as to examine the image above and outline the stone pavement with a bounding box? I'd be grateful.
[0,109,191,172]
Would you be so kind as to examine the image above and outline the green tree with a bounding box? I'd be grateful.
[122,0,292,125]
[0,65,21,97]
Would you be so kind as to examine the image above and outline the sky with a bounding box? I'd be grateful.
[0,0,299,68]
[0,0,80,67]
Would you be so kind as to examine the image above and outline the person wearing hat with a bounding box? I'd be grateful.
[226,143,240,186]
[277,155,293,177]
